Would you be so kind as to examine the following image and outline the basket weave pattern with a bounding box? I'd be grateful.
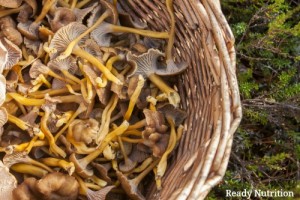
[119,0,242,199]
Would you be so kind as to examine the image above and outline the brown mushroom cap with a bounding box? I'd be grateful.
[35,172,79,200]
[0,37,22,70]
[12,177,39,200]
[0,161,17,200]
[73,2,98,23]
[0,0,22,8]
[47,56,78,74]
[29,59,49,78]
[143,109,168,133]
[49,7,76,32]
[0,16,23,45]
[157,104,187,126]
[91,162,112,183]
[17,21,39,40]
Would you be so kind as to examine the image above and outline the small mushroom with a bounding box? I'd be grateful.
[118,136,137,173]
[0,160,17,200]
[70,120,129,178]
[127,48,184,107]
[117,159,159,200]
[66,119,98,154]
[91,162,112,183]
[17,20,39,40]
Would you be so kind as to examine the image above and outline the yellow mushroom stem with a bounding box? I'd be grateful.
[7,113,30,130]
[41,109,67,158]
[98,55,124,88]
[54,103,87,141]
[89,175,107,187]
[156,116,177,180]
[61,69,82,84]
[13,140,48,152]
[74,121,129,174]
[86,78,93,103]
[0,6,23,18]
[109,24,169,39]
[7,93,45,106]
[97,94,119,144]
[117,136,131,166]
[80,78,89,101]
[148,73,180,107]
[113,0,118,7]
[29,84,81,98]
[73,174,88,195]
[71,47,122,85]
[132,157,154,173]
[123,159,159,186]
[123,130,143,137]
[34,0,57,23]
[153,167,162,190]
[60,10,110,59]
[12,153,54,172]
[70,0,77,9]
[177,125,184,142]
[56,111,74,127]
[21,45,29,61]
[124,75,145,121]
[66,84,81,95]
[121,137,143,143]
[32,74,52,88]
[127,119,146,130]
[11,163,48,178]
[52,95,84,104]
[46,69,77,85]
[40,157,75,175]
[165,0,176,61]
[29,82,44,93]
[24,135,39,153]
[75,0,91,9]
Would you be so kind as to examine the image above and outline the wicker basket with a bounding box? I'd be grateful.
[118,0,242,199]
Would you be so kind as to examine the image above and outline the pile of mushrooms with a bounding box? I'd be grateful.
[0,0,187,199]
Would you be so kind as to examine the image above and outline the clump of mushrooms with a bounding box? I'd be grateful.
[0,0,188,199]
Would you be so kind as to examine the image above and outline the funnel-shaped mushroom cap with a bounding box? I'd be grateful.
[0,16,23,46]
[87,185,115,200]
[0,38,22,70]
[0,161,17,200]
[48,22,88,59]
[49,7,76,32]
[12,177,39,200]
[118,12,147,29]
[127,48,187,77]
[73,2,98,23]
[87,0,118,26]
[156,59,188,76]
[116,171,145,200]
[158,104,187,126]
[0,74,6,106]
[126,48,164,78]
[47,56,78,74]
[0,107,8,127]
[17,21,39,40]
[29,59,49,78]
[0,0,22,8]
[90,22,114,47]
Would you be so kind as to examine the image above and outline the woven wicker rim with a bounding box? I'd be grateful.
[118,0,242,199]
